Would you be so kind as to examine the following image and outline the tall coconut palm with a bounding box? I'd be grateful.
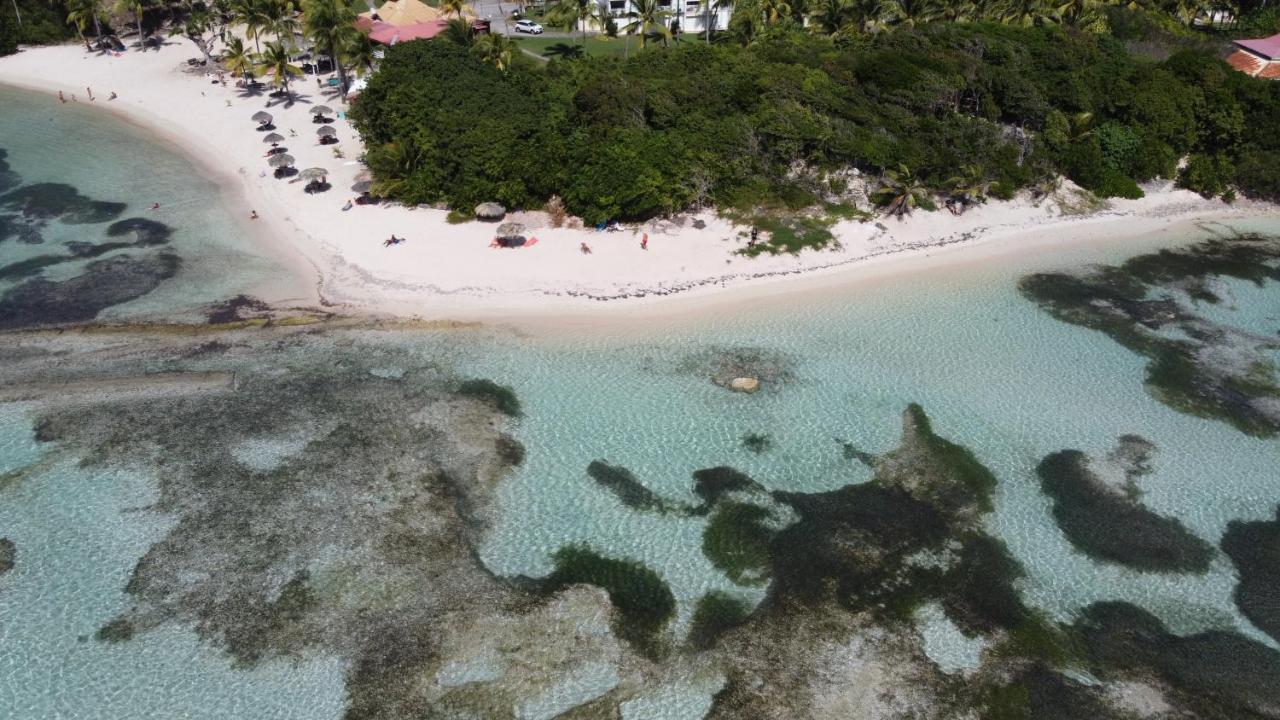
[114,0,154,48]
[871,165,929,219]
[303,0,355,96]
[943,164,989,214]
[760,0,793,22]
[809,0,861,34]
[222,35,255,79]
[440,0,466,17]
[874,0,938,27]
[473,31,517,69]
[262,0,300,46]
[340,25,375,78]
[66,0,102,48]
[995,0,1053,26]
[623,0,670,46]
[229,0,270,51]
[440,15,475,44]
[257,39,302,100]
[548,0,601,44]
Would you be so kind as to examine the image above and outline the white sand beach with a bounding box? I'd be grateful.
[0,40,1276,322]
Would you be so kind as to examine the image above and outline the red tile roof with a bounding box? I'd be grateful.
[1236,32,1280,61]
[1227,49,1267,76]
[367,19,448,44]
[1260,62,1280,80]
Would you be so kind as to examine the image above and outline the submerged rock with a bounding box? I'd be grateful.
[0,253,180,330]
[1220,505,1280,644]
[0,537,13,575]
[1075,601,1280,718]
[0,182,126,224]
[587,460,688,515]
[1036,443,1214,574]
[543,545,675,660]
[681,346,796,392]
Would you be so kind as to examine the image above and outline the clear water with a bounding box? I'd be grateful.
[3,83,1280,717]
[0,84,296,323]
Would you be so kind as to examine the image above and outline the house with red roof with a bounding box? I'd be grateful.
[1227,32,1280,80]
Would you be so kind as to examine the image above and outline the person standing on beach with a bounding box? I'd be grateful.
[58,91,65,103]
[641,233,648,250]
[86,87,93,101]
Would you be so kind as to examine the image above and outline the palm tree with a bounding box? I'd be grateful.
[440,15,475,44]
[548,0,601,44]
[263,0,300,46]
[943,164,989,215]
[340,25,376,78]
[874,0,938,27]
[257,39,302,100]
[623,0,670,46]
[809,0,862,34]
[229,0,270,52]
[871,165,929,219]
[114,0,153,48]
[473,31,517,70]
[66,0,102,48]
[222,35,255,79]
[368,139,426,198]
[995,0,1053,26]
[760,0,793,22]
[440,0,466,17]
[303,0,356,96]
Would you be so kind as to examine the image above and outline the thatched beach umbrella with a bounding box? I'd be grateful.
[475,202,506,221]
[252,111,273,124]
[299,167,328,181]
[316,125,337,137]
[268,153,296,168]
[312,105,333,117]
[263,132,285,145]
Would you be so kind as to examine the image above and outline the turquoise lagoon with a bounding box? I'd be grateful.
[2,84,1280,717]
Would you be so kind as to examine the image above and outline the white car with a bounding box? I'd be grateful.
[513,19,544,34]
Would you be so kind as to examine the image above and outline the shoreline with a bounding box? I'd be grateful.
[2,41,1278,327]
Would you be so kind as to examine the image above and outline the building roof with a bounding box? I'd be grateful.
[1227,49,1268,76]
[359,0,443,27]
[1261,62,1280,80]
[367,19,449,44]
[1235,32,1280,61]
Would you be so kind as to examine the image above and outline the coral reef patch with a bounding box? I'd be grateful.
[1220,505,1280,644]
[1019,235,1280,436]
[1036,440,1214,573]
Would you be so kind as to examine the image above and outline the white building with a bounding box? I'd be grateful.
[597,0,732,36]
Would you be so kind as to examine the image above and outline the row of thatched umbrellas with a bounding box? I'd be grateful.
[254,111,334,186]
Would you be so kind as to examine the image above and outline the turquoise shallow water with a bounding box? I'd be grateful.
[2,88,1280,717]
[0,84,292,323]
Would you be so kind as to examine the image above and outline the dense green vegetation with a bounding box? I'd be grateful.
[350,11,1280,224]
[1,0,75,54]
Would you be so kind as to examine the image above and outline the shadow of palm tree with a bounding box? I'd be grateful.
[542,42,585,60]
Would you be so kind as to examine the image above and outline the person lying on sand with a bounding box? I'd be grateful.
[250,210,259,219]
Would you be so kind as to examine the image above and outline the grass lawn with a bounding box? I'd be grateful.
[514,34,708,59]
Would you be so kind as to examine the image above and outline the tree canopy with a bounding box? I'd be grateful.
[349,21,1280,223]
